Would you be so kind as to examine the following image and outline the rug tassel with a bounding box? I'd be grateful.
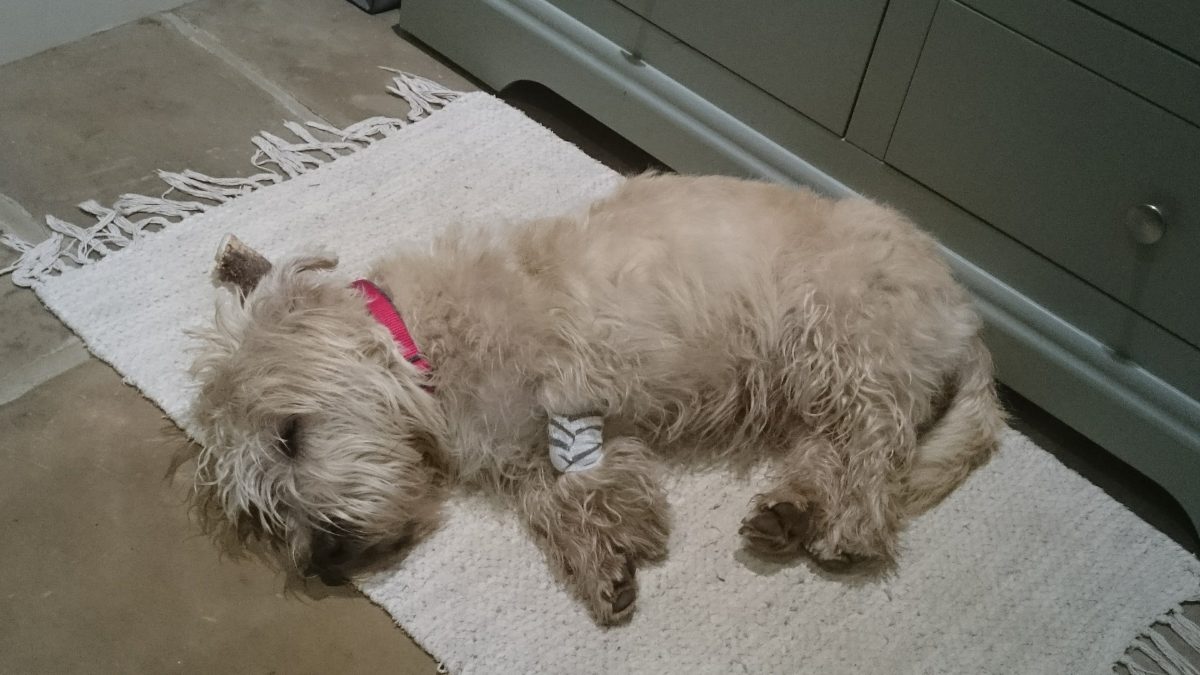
[1168,614,1200,652]
[1118,655,1161,675]
[1116,598,1200,674]
[79,200,143,240]
[0,68,462,287]
[251,120,397,174]
[1120,601,1200,675]
[283,120,352,161]
[250,131,317,178]
[1123,653,1171,672]
[1142,629,1200,675]
[160,168,281,203]
[114,193,209,230]
[44,214,128,264]
[0,232,65,286]
[381,68,461,121]
[306,116,407,143]
[1130,635,1191,675]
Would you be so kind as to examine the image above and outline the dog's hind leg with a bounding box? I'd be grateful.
[741,413,911,569]
[739,434,834,559]
[739,300,921,568]
[517,436,669,625]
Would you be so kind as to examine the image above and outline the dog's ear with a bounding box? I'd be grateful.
[214,234,273,299]
[290,255,339,274]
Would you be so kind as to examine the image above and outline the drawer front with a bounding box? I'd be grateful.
[1072,0,1200,65]
[887,2,1200,347]
[615,0,886,134]
[962,0,1200,128]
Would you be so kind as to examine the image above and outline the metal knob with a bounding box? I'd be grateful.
[1125,203,1166,245]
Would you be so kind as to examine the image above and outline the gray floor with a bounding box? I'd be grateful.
[0,1,471,671]
[0,1,1194,673]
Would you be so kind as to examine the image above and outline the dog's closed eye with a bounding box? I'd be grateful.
[277,416,301,458]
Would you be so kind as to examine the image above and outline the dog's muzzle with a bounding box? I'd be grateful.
[306,528,355,585]
[305,526,415,586]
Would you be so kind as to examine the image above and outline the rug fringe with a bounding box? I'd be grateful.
[1119,656,1162,675]
[1170,614,1200,652]
[383,67,461,121]
[1118,600,1200,674]
[0,69,461,287]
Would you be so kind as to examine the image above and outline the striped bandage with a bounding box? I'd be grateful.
[548,413,604,473]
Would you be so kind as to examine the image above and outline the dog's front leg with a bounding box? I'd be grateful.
[518,434,670,625]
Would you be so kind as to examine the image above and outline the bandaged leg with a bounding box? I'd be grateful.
[519,436,669,624]
[548,413,604,472]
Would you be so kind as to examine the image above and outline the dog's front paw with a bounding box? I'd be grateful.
[739,501,812,557]
[535,514,659,625]
[577,552,638,625]
[522,436,669,625]
[531,528,643,625]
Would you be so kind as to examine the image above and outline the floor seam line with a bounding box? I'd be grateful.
[158,11,333,127]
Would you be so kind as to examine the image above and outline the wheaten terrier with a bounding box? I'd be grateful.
[189,174,1004,624]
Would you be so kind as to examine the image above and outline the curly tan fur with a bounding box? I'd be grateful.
[189,174,1004,623]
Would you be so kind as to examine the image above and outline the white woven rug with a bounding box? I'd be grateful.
[5,76,1199,675]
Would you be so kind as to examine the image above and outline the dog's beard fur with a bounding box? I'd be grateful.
[189,256,450,583]
[187,174,1005,620]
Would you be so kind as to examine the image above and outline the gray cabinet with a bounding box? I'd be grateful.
[397,0,1200,535]
[888,1,1200,347]
[1071,0,1200,64]
[613,0,886,134]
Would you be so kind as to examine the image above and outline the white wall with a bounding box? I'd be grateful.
[0,0,192,66]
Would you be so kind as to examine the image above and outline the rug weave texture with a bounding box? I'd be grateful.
[15,91,1199,674]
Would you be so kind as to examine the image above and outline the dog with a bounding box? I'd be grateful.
[189,173,1004,624]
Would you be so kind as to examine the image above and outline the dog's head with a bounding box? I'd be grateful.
[188,237,449,585]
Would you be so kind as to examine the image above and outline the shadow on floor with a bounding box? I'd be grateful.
[500,81,669,176]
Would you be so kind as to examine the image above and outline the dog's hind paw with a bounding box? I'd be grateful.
[804,535,887,573]
[739,501,812,557]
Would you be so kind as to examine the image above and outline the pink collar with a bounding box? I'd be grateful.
[351,279,433,382]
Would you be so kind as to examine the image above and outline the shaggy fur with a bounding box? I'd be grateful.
[189,174,1005,624]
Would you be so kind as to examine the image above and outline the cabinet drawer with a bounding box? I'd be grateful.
[614,0,886,134]
[1072,0,1200,65]
[887,1,1200,347]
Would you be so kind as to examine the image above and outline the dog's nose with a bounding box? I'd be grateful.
[304,561,349,586]
[307,526,355,586]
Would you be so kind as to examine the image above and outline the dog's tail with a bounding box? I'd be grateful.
[901,336,1006,515]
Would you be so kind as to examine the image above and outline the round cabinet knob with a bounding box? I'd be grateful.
[1125,203,1166,245]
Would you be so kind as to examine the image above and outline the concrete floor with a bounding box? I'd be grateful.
[0,0,472,671]
[0,1,1196,673]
